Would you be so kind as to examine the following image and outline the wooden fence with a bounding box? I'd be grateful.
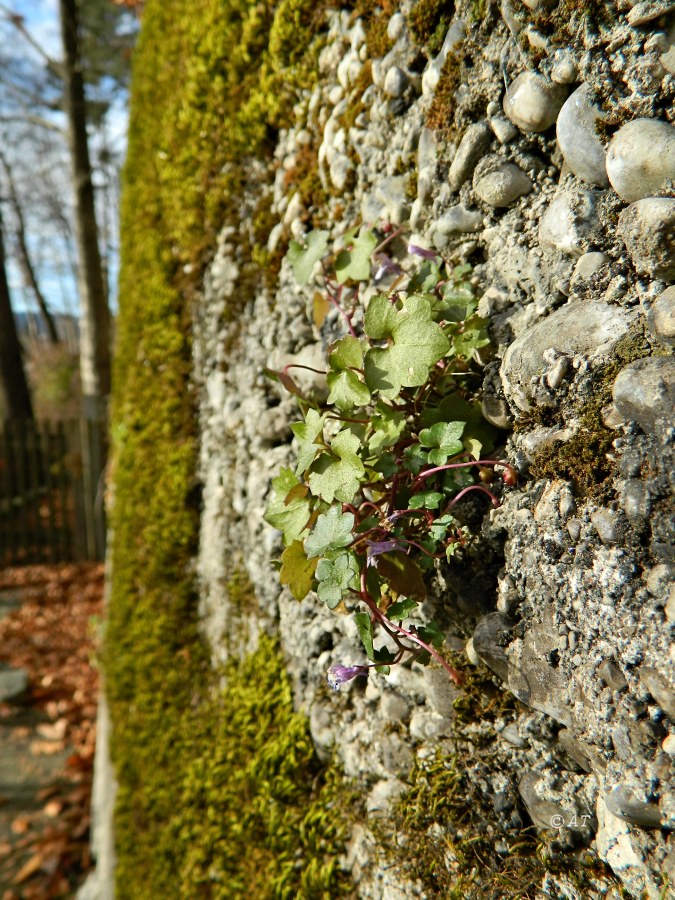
[0,418,107,565]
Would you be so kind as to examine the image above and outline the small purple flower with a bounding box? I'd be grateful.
[365,539,401,567]
[327,664,369,691]
[373,254,403,281]
[407,242,439,261]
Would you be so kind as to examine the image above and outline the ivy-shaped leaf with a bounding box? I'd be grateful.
[364,293,397,340]
[264,468,311,545]
[387,598,419,621]
[403,443,428,474]
[429,513,455,542]
[408,491,444,509]
[377,550,426,600]
[304,505,355,558]
[364,296,450,398]
[308,429,365,503]
[419,421,465,465]
[327,336,370,410]
[368,405,404,453]
[286,230,329,285]
[316,552,359,608]
[279,541,318,600]
[354,611,374,659]
[291,409,325,476]
[451,314,490,359]
[418,620,445,649]
[373,645,397,674]
[335,228,378,283]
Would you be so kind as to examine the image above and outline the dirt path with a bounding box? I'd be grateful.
[0,565,103,899]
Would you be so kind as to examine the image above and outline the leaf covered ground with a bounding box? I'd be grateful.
[0,563,103,899]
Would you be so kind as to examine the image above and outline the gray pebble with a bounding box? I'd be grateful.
[621,479,651,522]
[383,65,408,99]
[0,666,28,701]
[572,251,608,285]
[490,116,519,144]
[448,122,492,191]
[501,723,527,747]
[551,50,578,84]
[648,286,675,347]
[503,72,567,133]
[613,356,675,435]
[591,507,619,545]
[598,658,628,692]
[645,563,673,596]
[473,157,533,207]
[627,0,675,27]
[640,666,675,720]
[618,198,675,281]
[556,85,609,187]
[606,785,663,829]
[434,204,483,234]
[606,119,675,203]
[539,186,598,257]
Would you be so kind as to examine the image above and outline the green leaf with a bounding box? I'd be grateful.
[419,421,465,465]
[364,293,397,340]
[377,551,426,600]
[316,552,359,608]
[429,513,455,542]
[327,370,371,410]
[409,491,444,509]
[403,444,428,474]
[373,645,396,674]
[291,409,325,476]
[354,611,374,659]
[418,620,445,649]
[364,295,449,398]
[335,228,377,283]
[264,468,311,545]
[286,230,329,285]
[279,541,318,600]
[308,429,365,503]
[368,405,404,453]
[304,505,354,558]
[387,598,419,621]
[328,335,365,371]
[451,315,490,359]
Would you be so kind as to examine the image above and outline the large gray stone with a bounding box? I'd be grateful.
[612,357,675,435]
[472,157,532,207]
[556,84,609,187]
[606,119,675,202]
[539,185,598,257]
[501,301,636,413]
[448,122,493,191]
[618,198,675,281]
[503,72,567,133]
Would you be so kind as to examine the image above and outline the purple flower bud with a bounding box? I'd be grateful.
[327,664,369,691]
[365,539,400,567]
[407,242,439,261]
[374,254,403,281]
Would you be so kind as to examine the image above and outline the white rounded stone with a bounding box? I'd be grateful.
[572,251,608,283]
[556,84,609,187]
[606,119,675,203]
[383,65,408,99]
[539,186,598,257]
[503,72,567,133]
[473,158,533,207]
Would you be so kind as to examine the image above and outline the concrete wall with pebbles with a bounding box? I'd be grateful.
[192,1,674,897]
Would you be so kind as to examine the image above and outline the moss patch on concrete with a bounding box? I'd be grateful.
[107,1,354,895]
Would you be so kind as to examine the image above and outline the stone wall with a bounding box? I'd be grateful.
[94,1,674,897]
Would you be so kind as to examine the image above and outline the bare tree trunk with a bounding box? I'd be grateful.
[0,149,60,344]
[59,0,111,421]
[0,207,33,420]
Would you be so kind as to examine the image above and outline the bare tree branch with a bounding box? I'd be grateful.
[0,3,63,77]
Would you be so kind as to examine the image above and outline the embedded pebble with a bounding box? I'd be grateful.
[627,0,675,27]
[647,286,675,347]
[551,49,578,84]
[572,251,608,284]
[606,119,675,203]
[612,356,675,435]
[545,356,569,389]
[503,72,567,133]
[473,157,532,207]
[663,734,675,756]
[591,508,619,545]
[434,204,483,234]
[606,785,663,829]
[387,11,406,41]
[448,122,492,191]
[490,116,518,144]
[422,20,465,97]
[640,667,675,720]
[383,65,408,99]
[598,658,628,692]
[539,186,598,256]
[556,85,609,187]
[621,479,651,523]
[501,301,636,412]
[617,198,675,280]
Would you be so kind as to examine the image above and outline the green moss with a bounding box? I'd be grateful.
[425,50,463,137]
[528,330,654,497]
[408,0,456,56]
[107,2,355,895]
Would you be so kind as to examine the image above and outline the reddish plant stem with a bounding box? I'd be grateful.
[358,572,463,685]
[414,458,515,486]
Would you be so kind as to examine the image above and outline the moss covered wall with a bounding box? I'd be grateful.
[106,1,353,895]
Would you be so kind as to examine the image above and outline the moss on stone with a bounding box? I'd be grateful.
[107,1,354,895]
[409,0,456,56]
